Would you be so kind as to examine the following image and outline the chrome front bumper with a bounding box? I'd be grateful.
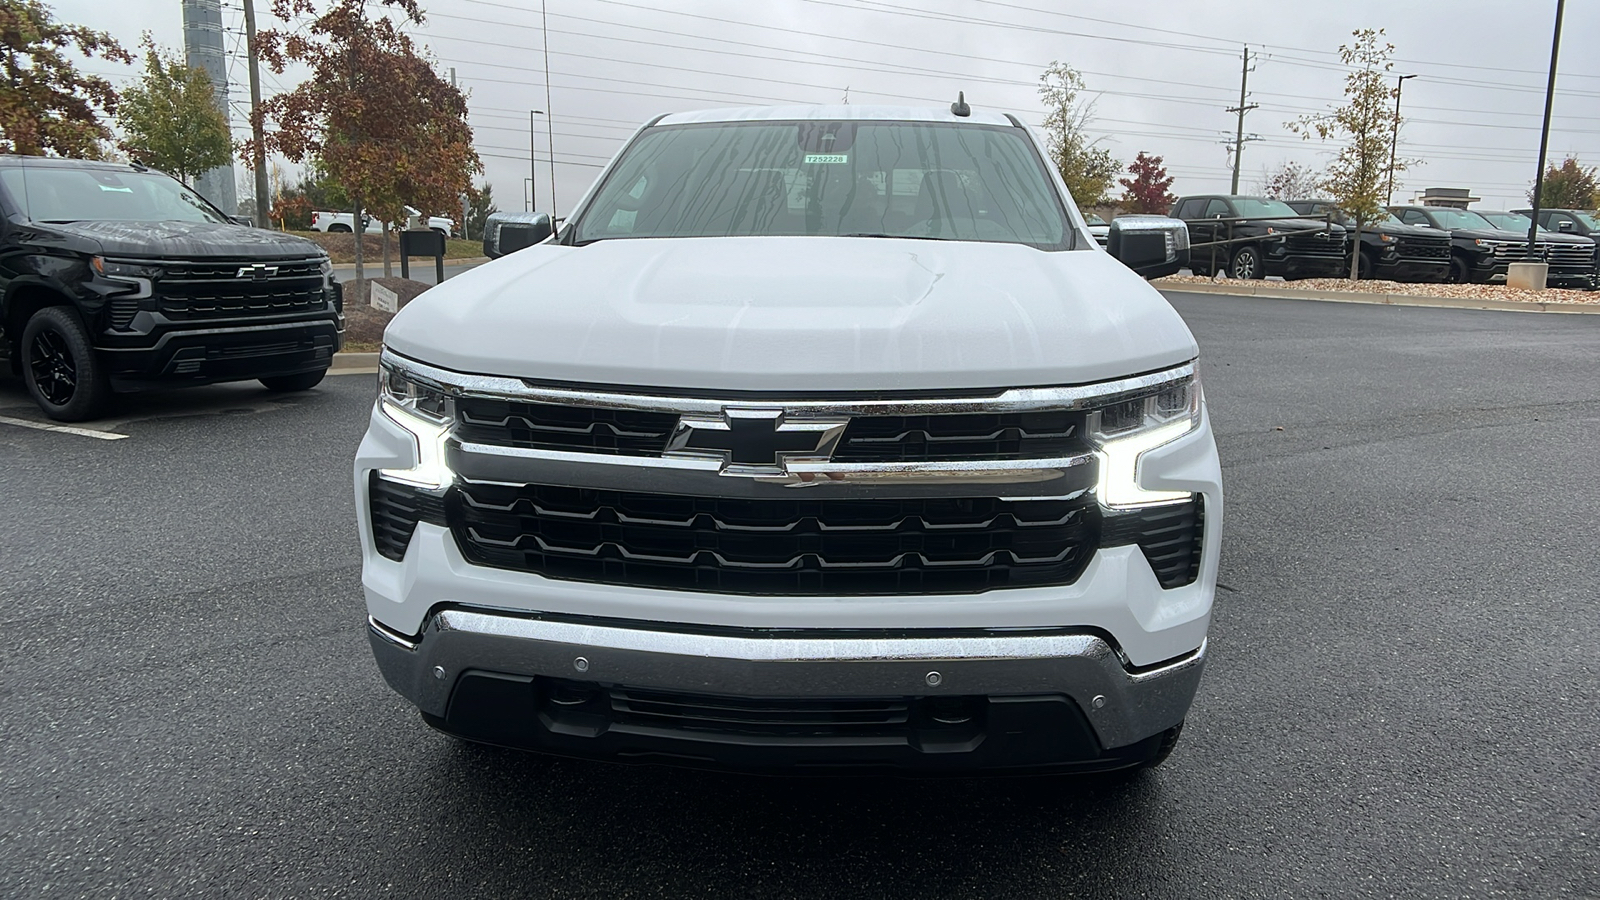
[368,609,1205,752]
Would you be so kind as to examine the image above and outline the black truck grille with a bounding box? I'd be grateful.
[454,401,1089,463]
[1547,243,1596,267]
[1396,238,1450,260]
[832,411,1085,462]
[452,483,1098,595]
[152,258,328,319]
[1286,233,1346,257]
[455,398,678,456]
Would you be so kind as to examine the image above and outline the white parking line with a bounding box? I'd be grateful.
[0,415,129,440]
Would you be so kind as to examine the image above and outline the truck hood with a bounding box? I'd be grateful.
[15,219,326,259]
[1362,221,1447,239]
[1445,227,1533,243]
[1254,218,1347,235]
[384,236,1199,393]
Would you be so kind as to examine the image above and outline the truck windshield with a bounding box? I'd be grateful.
[1231,198,1300,218]
[1478,211,1537,232]
[1573,212,1600,229]
[0,166,228,225]
[1427,208,1494,230]
[571,120,1072,249]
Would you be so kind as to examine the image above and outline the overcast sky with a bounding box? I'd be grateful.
[56,0,1600,214]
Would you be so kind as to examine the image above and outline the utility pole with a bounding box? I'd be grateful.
[453,67,469,236]
[1227,46,1258,194]
[242,0,269,227]
[1527,0,1565,262]
[1386,74,1417,205]
[529,109,539,212]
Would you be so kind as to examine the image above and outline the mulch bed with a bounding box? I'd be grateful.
[341,278,435,346]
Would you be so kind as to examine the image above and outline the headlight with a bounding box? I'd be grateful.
[1378,233,1396,243]
[1087,373,1202,508]
[377,359,455,490]
[91,256,162,279]
[318,256,334,277]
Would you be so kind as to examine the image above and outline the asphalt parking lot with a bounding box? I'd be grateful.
[2,292,1597,898]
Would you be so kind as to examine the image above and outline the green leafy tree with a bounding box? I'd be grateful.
[1038,61,1119,207]
[1530,156,1598,209]
[463,181,496,241]
[115,36,232,184]
[1118,151,1176,214]
[1288,29,1408,280]
[249,0,481,279]
[0,0,130,156]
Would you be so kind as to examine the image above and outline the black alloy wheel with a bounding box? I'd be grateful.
[1358,250,1376,281]
[1448,255,1471,284]
[1229,245,1263,280]
[21,306,112,421]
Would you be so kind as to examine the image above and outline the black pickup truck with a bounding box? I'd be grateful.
[1286,200,1450,282]
[1170,194,1349,280]
[1389,205,1596,288]
[0,156,343,420]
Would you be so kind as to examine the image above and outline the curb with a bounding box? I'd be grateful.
[330,257,489,272]
[1155,280,1600,314]
[330,351,380,372]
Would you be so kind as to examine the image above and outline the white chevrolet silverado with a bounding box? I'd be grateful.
[355,103,1220,774]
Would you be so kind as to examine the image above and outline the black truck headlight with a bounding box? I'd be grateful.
[1087,372,1202,508]
[377,358,455,490]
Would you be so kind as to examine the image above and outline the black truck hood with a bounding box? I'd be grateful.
[1255,218,1347,235]
[1362,221,1446,239]
[1444,227,1531,242]
[16,219,326,259]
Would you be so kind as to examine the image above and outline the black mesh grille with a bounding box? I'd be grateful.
[1101,497,1204,589]
[152,258,328,320]
[1396,238,1450,259]
[452,483,1098,595]
[454,398,677,456]
[609,686,912,737]
[368,474,447,561]
[832,411,1086,462]
[1286,233,1346,256]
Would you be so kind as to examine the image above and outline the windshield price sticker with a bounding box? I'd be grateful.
[804,154,849,164]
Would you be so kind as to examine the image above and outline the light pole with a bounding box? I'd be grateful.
[541,0,556,222]
[1527,0,1565,263]
[1386,74,1417,205]
[528,109,546,211]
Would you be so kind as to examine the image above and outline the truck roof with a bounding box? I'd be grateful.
[0,154,147,173]
[654,105,1015,128]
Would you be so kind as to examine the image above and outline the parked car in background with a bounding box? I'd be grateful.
[1474,209,1595,288]
[0,155,342,420]
[1086,213,1110,247]
[1515,208,1600,289]
[1170,194,1348,279]
[1391,205,1594,287]
[310,206,455,237]
[1286,200,1450,282]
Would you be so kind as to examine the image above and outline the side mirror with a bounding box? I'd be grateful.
[228,215,255,227]
[483,211,553,259]
[1107,215,1190,279]
[1557,220,1574,232]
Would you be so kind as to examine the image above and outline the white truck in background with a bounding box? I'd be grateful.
[310,206,454,237]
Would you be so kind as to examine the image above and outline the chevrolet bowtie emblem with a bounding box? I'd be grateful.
[663,408,847,474]
[236,263,279,281]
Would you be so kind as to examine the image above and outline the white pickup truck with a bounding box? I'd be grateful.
[356,103,1218,775]
[310,206,453,237]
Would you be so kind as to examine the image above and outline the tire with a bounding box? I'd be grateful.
[259,369,326,392]
[1228,245,1264,280]
[1357,250,1376,281]
[1448,254,1471,284]
[328,224,352,234]
[21,306,112,422]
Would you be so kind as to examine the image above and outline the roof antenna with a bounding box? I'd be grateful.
[950,91,970,117]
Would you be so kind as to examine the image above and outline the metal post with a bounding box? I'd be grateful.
[542,0,557,222]
[1386,74,1416,205]
[242,0,270,226]
[529,109,538,212]
[1528,0,1565,260]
